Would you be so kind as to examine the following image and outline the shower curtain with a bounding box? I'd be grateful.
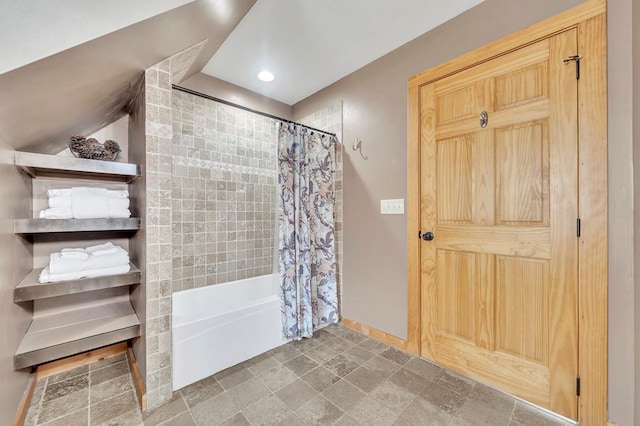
[278,123,339,339]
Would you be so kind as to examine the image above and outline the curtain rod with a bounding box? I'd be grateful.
[172,85,337,138]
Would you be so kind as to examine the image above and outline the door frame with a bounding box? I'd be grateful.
[406,1,607,424]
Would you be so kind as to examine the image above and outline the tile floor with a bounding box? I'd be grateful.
[25,324,572,425]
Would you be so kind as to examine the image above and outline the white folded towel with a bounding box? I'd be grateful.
[39,208,72,219]
[108,198,129,211]
[73,187,109,198]
[48,196,72,209]
[47,188,71,198]
[71,187,109,219]
[49,246,129,274]
[40,207,131,219]
[39,263,131,283]
[49,188,127,198]
[86,242,118,256]
[60,248,89,260]
[71,197,110,219]
[42,202,130,219]
[108,190,129,199]
[42,187,131,220]
[108,209,131,218]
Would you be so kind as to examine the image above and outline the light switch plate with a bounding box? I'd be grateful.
[380,199,405,215]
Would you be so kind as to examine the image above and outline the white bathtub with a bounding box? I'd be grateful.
[172,274,288,390]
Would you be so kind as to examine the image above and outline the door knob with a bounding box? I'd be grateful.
[419,231,435,241]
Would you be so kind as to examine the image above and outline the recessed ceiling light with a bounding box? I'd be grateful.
[257,70,275,82]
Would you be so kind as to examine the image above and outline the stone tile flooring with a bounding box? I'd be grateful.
[25,324,573,425]
[25,353,143,426]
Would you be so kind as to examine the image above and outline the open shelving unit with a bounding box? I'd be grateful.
[15,218,140,234]
[13,151,143,370]
[14,301,140,370]
[15,151,140,182]
[14,263,141,302]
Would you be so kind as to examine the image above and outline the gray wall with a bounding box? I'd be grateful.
[293,0,640,424]
[0,138,35,419]
[632,0,640,423]
[292,0,585,340]
[610,1,636,425]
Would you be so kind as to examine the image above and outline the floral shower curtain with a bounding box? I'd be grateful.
[278,123,339,339]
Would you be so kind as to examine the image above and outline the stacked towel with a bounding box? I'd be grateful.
[48,197,71,209]
[86,242,118,256]
[70,187,109,219]
[48,246,129,274]
[39,187,131,219]
[47,189,71,198]
[39,208,72,219]
[60,248,89,260]
[39,243,131,283]
[46,189,128,198]
[108,190,129,199]
[39,264,131,283]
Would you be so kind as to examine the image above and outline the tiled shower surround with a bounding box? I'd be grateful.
[171,90,278,291]
[143,58,175,410]
[140,41,208,410]
[142,73,343,409]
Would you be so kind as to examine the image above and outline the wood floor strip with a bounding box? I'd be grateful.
[341,318,408,352]
[13,370,37,426]
[36,342,128,379]
[127,345,146,412]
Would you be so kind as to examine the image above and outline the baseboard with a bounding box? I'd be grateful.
[13,370,37,426]
[36,342,128,379]
[341,318,408,352]
[127,345,146,412]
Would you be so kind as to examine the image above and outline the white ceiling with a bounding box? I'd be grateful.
[202,0,484,105]
[0,0,196,75]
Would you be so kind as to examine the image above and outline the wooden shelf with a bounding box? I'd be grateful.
[15,218,140,234]
[15,151,139,182]
[14,301,140,370]
[14,263,141,302]
[12,151,144,370]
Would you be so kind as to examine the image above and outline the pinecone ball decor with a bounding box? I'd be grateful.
[68,135,121,161]
[68,134,86,153]
[103,140,121,157]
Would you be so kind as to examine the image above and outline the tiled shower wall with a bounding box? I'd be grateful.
[298,101,344,305]
[143,58,174,410]
[139,41,220,410]
[171,90,277,292]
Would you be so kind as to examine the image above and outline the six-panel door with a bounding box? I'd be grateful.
[419,29,579,419]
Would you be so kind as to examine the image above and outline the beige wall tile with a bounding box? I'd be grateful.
[171,91,277,291]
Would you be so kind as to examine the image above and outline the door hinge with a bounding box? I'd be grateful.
[577,218,581,238]
[576,376,581,396]
[563,54,582,80]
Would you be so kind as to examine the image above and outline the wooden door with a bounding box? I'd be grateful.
[419,29,578,418]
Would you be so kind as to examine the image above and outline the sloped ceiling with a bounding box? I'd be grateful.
[0,0,196,75]
[0,0,255,154]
